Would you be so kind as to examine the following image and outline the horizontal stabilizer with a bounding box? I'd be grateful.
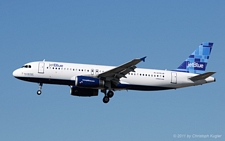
[189,72,216,81]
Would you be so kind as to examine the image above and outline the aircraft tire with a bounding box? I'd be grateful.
[37,90,42,95]
[103,96,110,103]
[107,90,114,98]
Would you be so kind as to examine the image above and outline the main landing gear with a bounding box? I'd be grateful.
[102,90,114,104]
[37,83,43,95]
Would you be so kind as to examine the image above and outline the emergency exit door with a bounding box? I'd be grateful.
[38,62,45,74]
[171,72,177,84]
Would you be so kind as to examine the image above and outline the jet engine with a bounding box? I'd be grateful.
[70,86,98,97]
[75,76,104,88]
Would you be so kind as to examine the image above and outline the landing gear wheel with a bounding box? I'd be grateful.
[37,90,42,95]
[107,90,114,98]
[103,96,110,103]
[37,83,43,95]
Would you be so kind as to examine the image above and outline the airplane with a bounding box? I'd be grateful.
[13,42,216,103]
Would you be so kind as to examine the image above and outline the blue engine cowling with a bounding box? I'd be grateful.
[70,86,98,97]
[75,76,104,88]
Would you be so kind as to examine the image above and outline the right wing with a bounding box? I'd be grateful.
[98,57,146,85]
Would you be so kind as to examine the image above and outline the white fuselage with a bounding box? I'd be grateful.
[13,61,215,91]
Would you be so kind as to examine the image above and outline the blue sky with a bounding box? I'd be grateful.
[1,1,224,140]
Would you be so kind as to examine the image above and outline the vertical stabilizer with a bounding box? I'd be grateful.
[175,42,213,74]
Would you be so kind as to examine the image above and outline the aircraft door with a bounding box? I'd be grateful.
[171,72,177,84]
[38,62,45,74]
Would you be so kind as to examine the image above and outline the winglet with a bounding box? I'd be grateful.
[140,56,147,62]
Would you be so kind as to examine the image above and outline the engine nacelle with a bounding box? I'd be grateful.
[75,76,104,88]
[70,86,98,97]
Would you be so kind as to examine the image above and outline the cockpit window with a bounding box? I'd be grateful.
[22,65,31,68]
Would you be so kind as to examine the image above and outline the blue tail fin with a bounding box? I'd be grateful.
[175,42,213,74]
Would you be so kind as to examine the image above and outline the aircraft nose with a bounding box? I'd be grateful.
[13,69,20,77]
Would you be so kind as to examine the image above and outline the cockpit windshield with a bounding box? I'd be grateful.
[22,65,31,68]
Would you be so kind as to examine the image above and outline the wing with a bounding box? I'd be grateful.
[98,56,146,85]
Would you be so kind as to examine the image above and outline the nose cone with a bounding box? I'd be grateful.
[13,69,20,77]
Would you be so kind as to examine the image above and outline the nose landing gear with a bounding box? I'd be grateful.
[37,83,43,95]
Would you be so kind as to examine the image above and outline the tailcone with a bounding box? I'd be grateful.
[205,76,216,83]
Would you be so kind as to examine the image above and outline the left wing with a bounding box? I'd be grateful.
[98,56,146,85]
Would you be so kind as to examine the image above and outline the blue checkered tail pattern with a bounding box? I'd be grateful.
[175,42,213,74]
